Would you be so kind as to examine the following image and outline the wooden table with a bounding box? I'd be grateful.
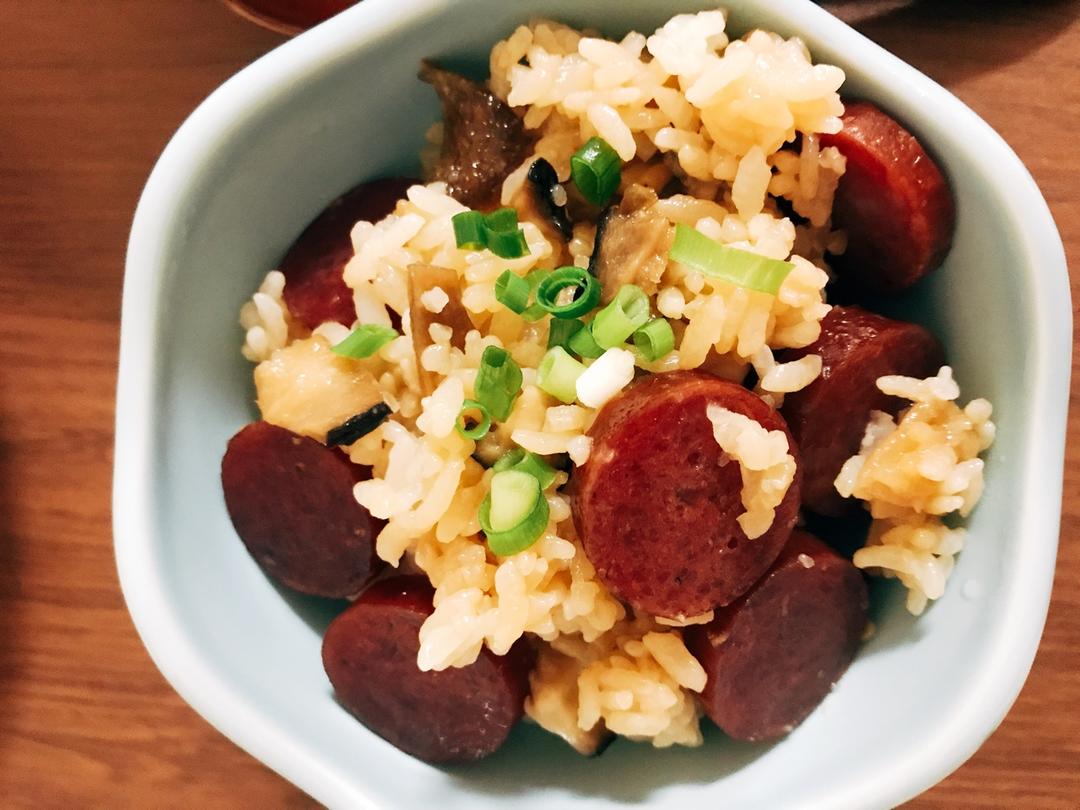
[1,1,1075,806]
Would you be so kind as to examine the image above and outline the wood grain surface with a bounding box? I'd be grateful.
[0,1,1075,806]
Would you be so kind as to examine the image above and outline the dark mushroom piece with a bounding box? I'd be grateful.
[509,158,573,265]
[407,263,475,394]
[587,184,674,303]
[419,61,534,210]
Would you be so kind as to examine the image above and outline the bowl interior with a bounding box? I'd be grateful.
[118,0,1068,807]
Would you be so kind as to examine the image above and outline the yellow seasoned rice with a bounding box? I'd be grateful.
[836,367,995,614]
[234,9,991,750]
[527,618,706,750]
[706,404,796,539]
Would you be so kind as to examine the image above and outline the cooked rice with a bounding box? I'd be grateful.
[527,618,706,749]
[837,367,995,614]
[855,519,967,616]
[232,10,989,749]
[835,367,995,521]
[240,270,293,362]
[706,404,796,539]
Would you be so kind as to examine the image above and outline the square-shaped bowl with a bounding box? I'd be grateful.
[115,0,1071,807]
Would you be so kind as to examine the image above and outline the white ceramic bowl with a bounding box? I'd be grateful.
[115,0,1072,807]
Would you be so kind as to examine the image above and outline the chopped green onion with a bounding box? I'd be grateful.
[480,470,550,556]
[520,270,552,322]
[455,399,492,440]
[521,304,547,323]
[493,447,557,491]
[591,284,650,349]
[474,346,523,421]
[568,323,604,359]
[452,207,530,259]
[492,447,527,473]
[484,207,519,233]
[548,318,584,351]
[669,224,795,295]
[487,228,530,260]
[452,211,487,250]
[537,347,586,404]
[536,266,601,319]
[632,318,676,362]
[495,270,530,314]
[571,137,622,206]
[332,324,399,359]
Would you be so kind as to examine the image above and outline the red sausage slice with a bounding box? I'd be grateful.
[221,421,382,598]
[780,306,943,516]
[322,576,532,763]
[684,531,868,742]
[821,100,955,295]
[280,177,414,330]
[571,371,801,619]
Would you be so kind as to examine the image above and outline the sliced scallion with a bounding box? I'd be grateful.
[548,318,584,351]
[568,322,604,359]
[452,211,487,250]
[452,207,530,259]
[571,137,622,206]
[479,470,549,556]
[486,227,530,260]
[520,270,552,322]
[632,318,675,362]
[536,266,601,319]
[474,345,523,421]
[669,224,795,295]
[537,346,586,404]
[455,399,492,440]
[591,284,650,349]
[331,324,399,359]
[484,207,519,233]
[492,447,527,474]
[493,447,557,491]
[494,270,530,314]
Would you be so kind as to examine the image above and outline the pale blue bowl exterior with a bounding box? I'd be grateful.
[115,1,1071,808]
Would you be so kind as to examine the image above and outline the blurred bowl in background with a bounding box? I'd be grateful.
[222,0,357,35]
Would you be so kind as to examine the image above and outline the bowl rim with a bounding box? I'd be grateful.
[114,0,1072,807]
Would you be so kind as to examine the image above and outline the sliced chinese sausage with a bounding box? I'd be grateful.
[780,306,943,516]
[321,576,533,763]
[684,531,868,742]
[571,371,801,619]
[820,100,955,295]
[281,177,415,330]
[221,421,383,598]
[419,62,533,209]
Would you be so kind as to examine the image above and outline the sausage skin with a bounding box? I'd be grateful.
[571,371,801,619]
[781,306,944,516]
[221,421,382,598]
[821,100,955,295]
[321,576,532,763]
[280,177,414,330]
[684,531,868,742]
